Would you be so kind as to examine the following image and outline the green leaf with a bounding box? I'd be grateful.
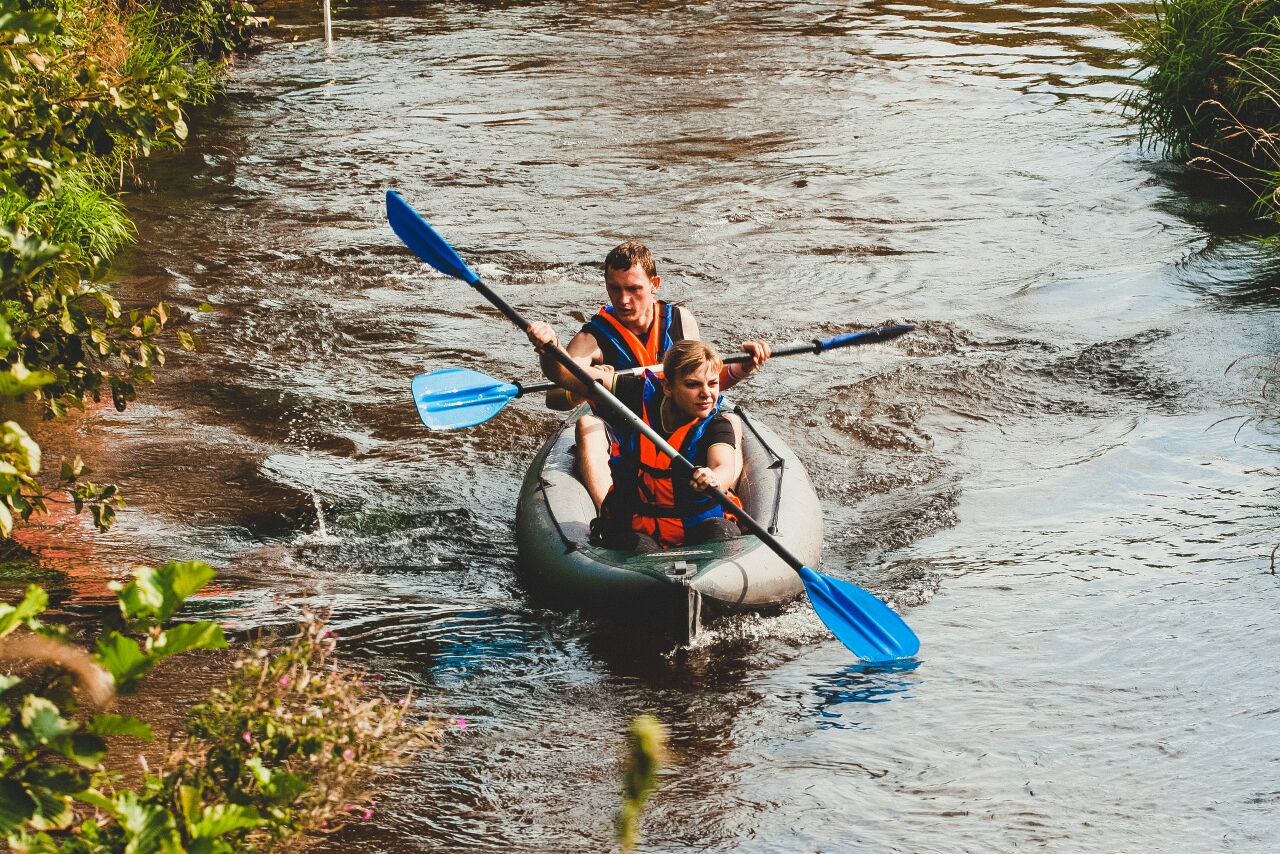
[259,769,308,803]
[0,583,47,637]
[191,803,264,838]
[0,363,56,398]
[66,733,108,768]
[20,763,90,795]
[245,757,271,787]
[114,790,181,854]
[0,503,12,539]
[21,695,75,744]
[87,714,153,740]
[152,621,225,658]
[0,674,20,694]
[197,303,214,313]
[0,316,14,358]
[113,561,215,626]
[175,330,196,351]
[0,780,37,836]
[0,583,46,637]
[95,632,149,693]
[1,420,42,474]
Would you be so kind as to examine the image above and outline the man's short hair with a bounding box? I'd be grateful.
[604,240,657,279]
[663,340,723,384]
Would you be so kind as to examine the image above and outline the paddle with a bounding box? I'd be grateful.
[386,189,920,663]
[412,323,915,430]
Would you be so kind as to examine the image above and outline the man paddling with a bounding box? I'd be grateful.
[553,239,769,510]
[530,324,763,552]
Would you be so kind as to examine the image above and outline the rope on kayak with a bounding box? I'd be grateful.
[733,406,785,536]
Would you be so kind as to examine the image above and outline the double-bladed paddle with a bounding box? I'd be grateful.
[386,189,920,663]
[412,323,914,430]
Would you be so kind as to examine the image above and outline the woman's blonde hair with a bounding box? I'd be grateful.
[662,340,723,383]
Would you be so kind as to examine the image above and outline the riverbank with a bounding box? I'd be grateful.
[1127,0,1280,220]
[0,0,263,537]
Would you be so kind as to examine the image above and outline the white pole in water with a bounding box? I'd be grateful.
[323,0,332,44]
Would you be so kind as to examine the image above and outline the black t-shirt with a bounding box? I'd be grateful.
[605,373,735,462]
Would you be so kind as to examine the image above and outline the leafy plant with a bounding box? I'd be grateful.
[0,0,259,538]
[616,714,669,852]
[1,566,436,852]
[0,561,229,850]
[172,615,438,848]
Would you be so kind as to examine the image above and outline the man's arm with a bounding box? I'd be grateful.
[545,330,605,410]
[528,321,613,397]
[679,306,700,341]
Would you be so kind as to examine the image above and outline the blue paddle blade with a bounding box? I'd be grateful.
[386,190,482,285]
[798,566,920,663]
[412,368,520,430]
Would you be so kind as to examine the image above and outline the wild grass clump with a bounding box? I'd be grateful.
[173,614,439,848]
[1126,0,1280,218]
[0,171,135,267]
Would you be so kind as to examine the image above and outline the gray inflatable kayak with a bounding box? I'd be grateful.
[515,404,823,643]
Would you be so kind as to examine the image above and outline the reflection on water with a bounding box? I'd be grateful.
[12,0,1280,850]
[807,660,921,729]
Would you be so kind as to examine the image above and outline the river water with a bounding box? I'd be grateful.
[24,0,1280,850]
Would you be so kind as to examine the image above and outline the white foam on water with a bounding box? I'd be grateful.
[675,600,833,655]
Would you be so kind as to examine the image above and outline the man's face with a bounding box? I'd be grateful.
[667,361,719,420]
[605,264,660,327]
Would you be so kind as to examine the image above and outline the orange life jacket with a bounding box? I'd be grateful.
[603,375,741,548]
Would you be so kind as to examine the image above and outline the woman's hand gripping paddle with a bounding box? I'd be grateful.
[387,189,920,663]
[412,324,916,430]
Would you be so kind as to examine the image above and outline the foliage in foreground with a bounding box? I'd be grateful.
[616,714,669,852]
[1125,0,1280,219]
[0,563,436,851]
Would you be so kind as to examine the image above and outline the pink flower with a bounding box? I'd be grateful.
[362,809,373,820]
[279,675,289,687]
[242,731,252,744]
[342,747,355,762]
[453,717,467,730]
[373,673,384,681]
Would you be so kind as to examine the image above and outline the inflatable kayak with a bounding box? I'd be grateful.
[515,404,823,643]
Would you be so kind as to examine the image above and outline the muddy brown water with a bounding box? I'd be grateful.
[19,0,1280,850]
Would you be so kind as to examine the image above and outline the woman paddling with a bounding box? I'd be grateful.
[527,321,770,552]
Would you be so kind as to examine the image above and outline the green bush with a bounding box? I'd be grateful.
[1,567,436,852]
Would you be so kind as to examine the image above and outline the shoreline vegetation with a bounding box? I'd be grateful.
[0,2,449,849]
[0,0,269,536]
[1126,0,1280,221]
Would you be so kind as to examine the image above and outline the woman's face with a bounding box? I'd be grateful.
[668,361,720,420]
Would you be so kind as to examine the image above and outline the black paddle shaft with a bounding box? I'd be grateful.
[466,277,807,573]
[511,324,913,397]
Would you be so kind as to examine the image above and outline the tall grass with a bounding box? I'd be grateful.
[1126,0,1280,218]
[0,170,135,266]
